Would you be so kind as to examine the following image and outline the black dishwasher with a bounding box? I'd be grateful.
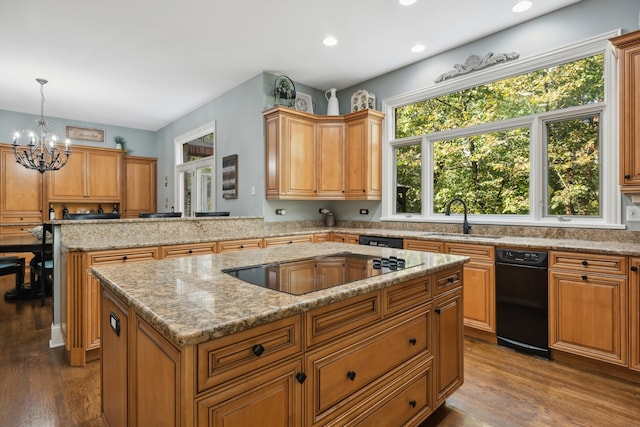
[495,248,549,358]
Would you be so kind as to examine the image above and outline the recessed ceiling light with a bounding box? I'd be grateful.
[411,44,425,53]
[512,1,532,13]
[323,36,338,47]
[399,0,417,5]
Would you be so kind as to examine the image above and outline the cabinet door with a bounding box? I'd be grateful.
[282,115,317,198]
[344,114,382,200]
[48,150,86,200]
[0,145,43,221]
[101,288,129,427]
[549,271,628,366]
[460,260,495,333]
[197,357,304,427]
[87,150,122,201]
[123,156,157,218]
[317,122,345,198]
[631,258,640,371]
[433,289,463,406]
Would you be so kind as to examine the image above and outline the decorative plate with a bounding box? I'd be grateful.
[295,92,313,113]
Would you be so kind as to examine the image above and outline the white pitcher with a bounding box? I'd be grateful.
[325,88,339,115]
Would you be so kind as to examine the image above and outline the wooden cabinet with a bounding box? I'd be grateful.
[344,111,383,199]
[432,287,463,406]
[264,106,383,200]
[122,156,157,218]
[0,144,43,222]
[330,233,359,244]
[611,30,640,192]
[263,234,314,248]
[404,239,443,254]
[160,242,216,258]
[445,243,495,338]
[48,146,122,202]
[630,258,640,371]
[65,246,158,366]
[549,251,628,366]
[218,238,263,252]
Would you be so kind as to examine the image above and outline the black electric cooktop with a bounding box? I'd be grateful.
[222,252,422,295]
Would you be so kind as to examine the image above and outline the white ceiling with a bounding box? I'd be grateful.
[0,0,581,131]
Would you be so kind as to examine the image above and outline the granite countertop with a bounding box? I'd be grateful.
[92,242,468,348]
[65,225,640,256]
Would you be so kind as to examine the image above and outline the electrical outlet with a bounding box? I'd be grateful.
[626,206,640,221]
[251,186,256,196]
[275,209,286,215]
[359,209,369,215]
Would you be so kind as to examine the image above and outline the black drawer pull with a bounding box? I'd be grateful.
[631,266,638,272]
[581,260,588,266]
[240,245,245,249]
[409,337,417,346]
[188,249,193,254]
[122,255,128,261]
[252,344,265,357]
[346,371,356,381]
[409,400,417,408]
[435,308,441,314]
[447,277,454,283]
[296,372,307,384]
[624,174,631,179]
[581,275,588,281]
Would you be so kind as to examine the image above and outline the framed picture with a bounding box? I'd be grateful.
[65,126,105,143]
[222,154,238,199]
[294,92,313,113]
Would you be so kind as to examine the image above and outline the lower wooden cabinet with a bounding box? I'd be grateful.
[433,288,464,405]
[627,257,640,372]
[549,251,628,366]
[263,234,314,247]
[217,238,263,252]
[330,233,359,244]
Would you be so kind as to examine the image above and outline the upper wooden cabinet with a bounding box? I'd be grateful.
[47,146,122,202]
[264,106,383,200]
[122,156,157,218]
[611,30,640,192]
[0,144,43,222]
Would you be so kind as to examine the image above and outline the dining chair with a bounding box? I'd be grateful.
[0,256,26,296]
[30,223,53,306]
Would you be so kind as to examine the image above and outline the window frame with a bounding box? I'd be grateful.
[381,30,621,229]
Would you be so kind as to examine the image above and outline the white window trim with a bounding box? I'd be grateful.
[174,121,216,215]
[381,30,622,229]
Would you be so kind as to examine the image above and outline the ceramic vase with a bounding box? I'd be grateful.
[325,88,339,115]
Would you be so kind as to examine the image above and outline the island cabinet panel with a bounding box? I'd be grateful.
[47,146,122,202]
[196,315,303,393]
[432,288,464,406]
[306,307,431,427]
[610,30,640,191]
[67,247,158,366]
[160,242,217,259]
[631,257,640,371]
[196,357,304,427]
[0,144,43,222]
[444,243,495,337]
[217,238,263,253]
[549,251,628,366]
[382,275,432,317]
[263,234,314,247]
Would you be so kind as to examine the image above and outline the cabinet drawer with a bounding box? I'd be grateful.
[197,315,302,393]
[89,248,158,265]
[433,268,462,296]
[549,251,627,275]
[306,291,381,348]
[383,275,431,316]
[444,242,494,261]
[308,311,428,418]
[160,242,216,259]
[263,234,314,247]
[217,238,263,252]
[404,239,443,253]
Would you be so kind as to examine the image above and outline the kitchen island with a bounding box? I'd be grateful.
[93,242,468,427]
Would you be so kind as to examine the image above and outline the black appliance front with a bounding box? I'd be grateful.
[358,235,404,249]
[495,248,550,359]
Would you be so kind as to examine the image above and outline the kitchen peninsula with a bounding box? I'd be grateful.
[92,242,468,426]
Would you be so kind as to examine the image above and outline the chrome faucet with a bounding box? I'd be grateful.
[445,198,471,234]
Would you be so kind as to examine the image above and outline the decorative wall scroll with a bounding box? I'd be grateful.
[222,154,238,199]
[435,51,520,83]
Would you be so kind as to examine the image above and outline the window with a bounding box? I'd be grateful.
[175,122,215,217]
[384,33,619,228]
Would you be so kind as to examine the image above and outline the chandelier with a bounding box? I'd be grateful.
[12,78,71,174]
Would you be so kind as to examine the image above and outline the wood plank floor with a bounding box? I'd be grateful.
[1,276,639,426]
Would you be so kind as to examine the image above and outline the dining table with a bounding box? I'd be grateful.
[0,233,51,305]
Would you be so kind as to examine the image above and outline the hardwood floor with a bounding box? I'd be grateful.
[1,276,638,426]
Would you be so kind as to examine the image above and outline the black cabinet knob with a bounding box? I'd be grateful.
[296,372,307,384]
[624,174,631,179]
[435,308,441,314]
[409,400,417,408]
[631,266,638,272]
[188,249,193,254]
[122,255,128,261]
[409,337,417,346]
[581,275,588,281]
[240,245,245,249]
[447,277,454,283]
[346,371,356,381]
[252,344,265,357]
[581,260,588,266]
